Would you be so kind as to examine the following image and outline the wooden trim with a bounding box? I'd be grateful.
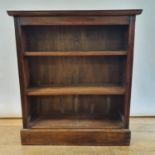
[7,10,142,17]
[19,16,129,25]
[124,16,136,128]
[21,128,130,145]
[24,51,127,57]
[14,18,29,128]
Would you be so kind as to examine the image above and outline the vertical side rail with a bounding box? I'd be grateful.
[14,17,29,128]
[124,16,136,128]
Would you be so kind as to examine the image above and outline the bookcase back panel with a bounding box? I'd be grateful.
[29,95,123,118]
[23,25,128,51]
[28,57,126,86]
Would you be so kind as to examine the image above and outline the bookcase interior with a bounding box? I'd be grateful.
[27,56,126,87]
[22,25,128,129]
[29,95,124,129]
[22,25,128,51]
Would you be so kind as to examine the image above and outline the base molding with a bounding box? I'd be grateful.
[21,128,131,145]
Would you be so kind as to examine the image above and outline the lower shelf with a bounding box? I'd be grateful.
[21,128,130,145]
[29,115,123,129]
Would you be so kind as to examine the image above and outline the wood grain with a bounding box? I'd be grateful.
[20,16,130,25]
[7,9,142,16]
[29,95,123,123]
[23,25,128,51]
[24,51,127,56]
[29,115,123,129]
[26,86,125,96]
[28,57,125,87]
[21,129,130,145]
[14,18,29,128]
[124,16,136,128]
[8,10,142,145]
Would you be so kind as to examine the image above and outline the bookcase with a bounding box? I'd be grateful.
[8,10,142,145]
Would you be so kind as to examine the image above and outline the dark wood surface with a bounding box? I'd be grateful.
[8,9,142,145]
[23,25,128,51]
[27,57,125,87]
[7,9,142,16]
[21,129,130,145]
[19,16,130,25]
[26,86,125,96]
[29,115,123,129]
[24,51,127,56]
[29,95,123,125]
[124,16,136,128]
[14,18,29,128]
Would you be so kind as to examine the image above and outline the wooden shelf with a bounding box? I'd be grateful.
[29,115,123,129]
[26,86,125,96]
[24,51,127,57]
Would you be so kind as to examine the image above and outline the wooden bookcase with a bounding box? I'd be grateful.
[8,10,142,145]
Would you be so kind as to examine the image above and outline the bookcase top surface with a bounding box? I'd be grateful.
[7,9,142,17]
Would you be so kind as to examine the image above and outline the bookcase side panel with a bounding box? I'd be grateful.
[14,17,29,128]
[124,16,136,128]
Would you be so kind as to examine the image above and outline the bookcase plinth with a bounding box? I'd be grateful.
[21,128,131,146]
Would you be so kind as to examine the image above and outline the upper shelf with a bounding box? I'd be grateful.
[7,10,142,17]
[24,51,127,57]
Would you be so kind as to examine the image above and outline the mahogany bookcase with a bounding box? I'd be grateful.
[8,10,142,145]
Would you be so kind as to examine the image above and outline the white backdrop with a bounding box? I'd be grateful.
[0,0,155,117]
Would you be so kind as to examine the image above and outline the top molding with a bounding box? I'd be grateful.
[7,10,142,17]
